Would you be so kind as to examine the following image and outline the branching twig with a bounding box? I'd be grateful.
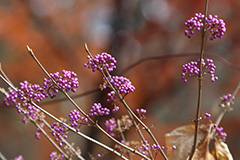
[85,43,168,160]
[211,80,240,138]
[26,45,151,160]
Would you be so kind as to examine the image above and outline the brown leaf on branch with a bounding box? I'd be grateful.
[191,132,215,160]
[212,140,233,160]
[165,124,211,160]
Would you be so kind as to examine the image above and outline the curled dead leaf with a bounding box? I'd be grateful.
[165,124,210,160]
[212,140,233,160]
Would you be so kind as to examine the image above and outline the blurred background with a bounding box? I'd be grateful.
[0,0,240,159]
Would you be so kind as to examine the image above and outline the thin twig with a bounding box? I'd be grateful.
[0,152,7,160]
[188,0,209,159]
[117,119,133,160]
[0,63,13,86]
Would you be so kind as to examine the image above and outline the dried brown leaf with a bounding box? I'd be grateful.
[165,124,209,160]
[213,140,233,160]
[192,132,215,160]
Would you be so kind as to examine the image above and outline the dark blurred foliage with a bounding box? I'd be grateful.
[0,0,240,159]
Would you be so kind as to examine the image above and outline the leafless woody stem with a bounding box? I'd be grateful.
[188,0,209,159]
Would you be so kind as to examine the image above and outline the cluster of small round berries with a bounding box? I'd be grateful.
[88,103,110,118]
[206,14,226,40]
[43,70,79,98]
[49,152,64,160]
[110,76,136,94]
[3,88,26,107]
[181,59,218,82]
[219,93,235,109]
[184,13,226,40]
[137,140,150,156]
[35,124,44,140]
[106,90,116,103]
[136,108,147,119]
[151,144,160,150]
[112,105,119,113]
[213,124,227,140]
[84,52,117,72]
[3,85,44,123]
[104,117,117,137]
[184,13,204,38]
[69,110,88,127]
[103,76,135,102]
[51,121,68,147]
[3,82,45,107]
[204,112,211,118]
[19,81,45,103]
[151,144,176,151]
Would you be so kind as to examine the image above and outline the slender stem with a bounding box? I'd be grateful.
[117,119,133,160]
[0,63,13,85]
[25,45,151,160]
[188,0,209,159]
[0,152,7,160]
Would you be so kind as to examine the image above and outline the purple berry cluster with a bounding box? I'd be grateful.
[184,13,226,40]
[35,124,44,140]
[49,152,64,160]
[213,124,227,140]
[104,116,132,137]
[51,121,68,147]
[69,109,88,127]
[204,112,211,118]
[181,59,218,83]
[103,76,135,102]
[88,103,110,118]
[136,108,147,119]
[3,81,45,106]
[104,118,117,137]
[112,105,119,113]
[220,93,235,109]
[19,81,45,103]
[3,83,44,123]
[137,140,150,156]
[151,144,160,150]
[110,76,136,94]
[84,52,117,72]
[43,70,79,98]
